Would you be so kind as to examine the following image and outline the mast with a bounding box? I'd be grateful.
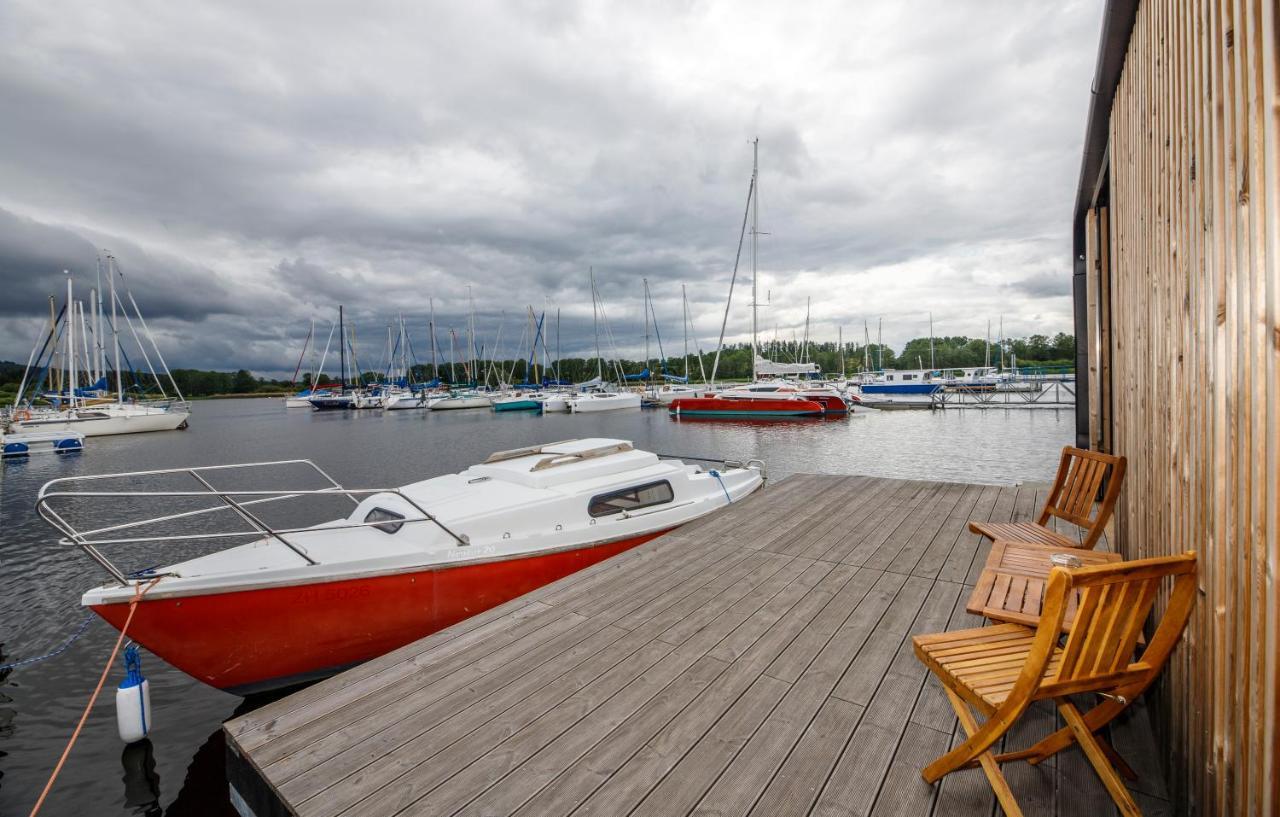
[929,312,935,371]
[877,317,883,370]
[555,307,561,383]
[65,273,75,409]
[750,137,759,382]
[998,314,1005,370]
[338,305,346,391]
[802,297,811,364]
[289,319,313,390]
[985,319,992,368]
[448,329,457,383]
[863,321,871,371]
[108,253,122,399]
[94,255,104,381]
[643,278,652,384]
[839,326,845,378]
[467,285,477,385]
[591,267,602,380]
[682,284,690,380]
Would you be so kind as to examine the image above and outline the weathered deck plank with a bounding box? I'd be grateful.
[225,474,1173,817]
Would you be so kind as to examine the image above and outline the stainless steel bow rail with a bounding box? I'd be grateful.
[36,459,469,586]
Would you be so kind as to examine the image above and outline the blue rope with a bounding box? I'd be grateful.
[0,613,95,671]
[709,469,732,504]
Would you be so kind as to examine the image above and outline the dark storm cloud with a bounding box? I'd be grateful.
[0,0,1101,373]
[0,207,235,320]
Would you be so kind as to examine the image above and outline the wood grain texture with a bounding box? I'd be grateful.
[1083,0,1280,813]
[223,474,1174,816]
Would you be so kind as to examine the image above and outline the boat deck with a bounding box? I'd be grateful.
[224,473,1172,817]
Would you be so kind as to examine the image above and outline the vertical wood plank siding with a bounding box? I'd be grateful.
[1087,0,1279,814]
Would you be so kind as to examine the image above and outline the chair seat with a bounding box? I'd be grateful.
[913,624,1065,713]
[968,520,1080,549]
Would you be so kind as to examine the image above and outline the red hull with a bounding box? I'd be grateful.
[804,395,849,414]
[668,397,826,416]
[92,530,667,693]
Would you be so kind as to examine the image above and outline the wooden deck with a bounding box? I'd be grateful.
[224,474,1174,817]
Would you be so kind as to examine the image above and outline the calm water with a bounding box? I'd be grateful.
[0,399,1072,815]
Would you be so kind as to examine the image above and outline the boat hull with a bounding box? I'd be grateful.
[860,383,941,395]
[91,529,668,694]
[492,399,541,412]
[428,396,492,410]
[668,397,826,417]
[11,409,189,437]
[568,393,642,412]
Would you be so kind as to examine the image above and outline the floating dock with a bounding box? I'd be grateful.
[225,474,1171,817]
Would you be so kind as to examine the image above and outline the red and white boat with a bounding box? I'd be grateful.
[670,381,844,417]
[38,439,764,693]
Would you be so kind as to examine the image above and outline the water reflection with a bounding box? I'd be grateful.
[121,740,161,817]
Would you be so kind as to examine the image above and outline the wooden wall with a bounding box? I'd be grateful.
[1084,0,1279,814]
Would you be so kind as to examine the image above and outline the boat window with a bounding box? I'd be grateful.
[903,374,915,380]
[364,507,405,534]
[588,481,674,517]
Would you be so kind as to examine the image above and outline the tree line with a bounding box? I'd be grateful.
[0,332,1075,399]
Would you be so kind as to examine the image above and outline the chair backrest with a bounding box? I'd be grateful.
[1038,552,1197,696]
[1037,446,1128,549]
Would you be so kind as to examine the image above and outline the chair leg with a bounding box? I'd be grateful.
[996,697,1128,766]
[993,727,1138,781]
[1057,699,1141,816]
[933,688,1024,817]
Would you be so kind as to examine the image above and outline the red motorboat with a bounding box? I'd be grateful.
[38,439,765,693]
[669,396,826,417]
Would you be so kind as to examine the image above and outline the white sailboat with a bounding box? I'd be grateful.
[7,260,190,437]
[567,270,641,413]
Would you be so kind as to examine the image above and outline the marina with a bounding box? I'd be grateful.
[0,400,1075,815]
[0,0,1275,813]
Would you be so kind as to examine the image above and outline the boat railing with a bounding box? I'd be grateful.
[36,459,469,586]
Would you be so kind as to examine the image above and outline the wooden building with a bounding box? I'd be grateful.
[1072,1,1278,814]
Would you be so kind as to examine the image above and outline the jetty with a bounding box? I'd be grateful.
[224,473,1170,816]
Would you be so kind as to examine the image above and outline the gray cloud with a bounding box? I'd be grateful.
[0,0,1100,375]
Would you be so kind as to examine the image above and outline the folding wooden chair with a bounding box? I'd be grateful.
[913,552,1197,817]
[970,446,1127,550]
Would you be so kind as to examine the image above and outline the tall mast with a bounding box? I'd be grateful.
[998,314,1005,370]
[838,326,845,378]
[65,272,75,409]
[448,329,457,383]
[555,307,561,383]
[591,267,602,380]
[802,297,811,364]
[338,305,346,390]
[109,255,122,402]
[682,284,690,380]
[429,298,439,379]
[750,137,759,382]
[929,312,935,371]
[94,256,104,381]
[985,319,991,368]
[643,278,652,384]
[877,317,883,370]
[864,321,871,371]
[467,285,477,384]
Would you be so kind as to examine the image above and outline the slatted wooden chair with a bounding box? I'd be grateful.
[913,552,1197,817]
[970,446,1127,550]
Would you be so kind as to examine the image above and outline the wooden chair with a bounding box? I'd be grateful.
[913,552,1197,817]
[970,446,1127,550]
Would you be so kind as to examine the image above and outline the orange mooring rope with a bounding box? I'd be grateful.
[27,577,161,817]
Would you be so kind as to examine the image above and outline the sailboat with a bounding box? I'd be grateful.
[643,281,708,405]
[7,260,191,437]
[567,270,641,413]
[670,142,831,419]
[285,320,337,408]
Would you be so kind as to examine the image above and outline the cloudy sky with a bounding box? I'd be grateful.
[0,0,1102,375]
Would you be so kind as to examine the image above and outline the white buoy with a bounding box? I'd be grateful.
[116,645,152,743]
